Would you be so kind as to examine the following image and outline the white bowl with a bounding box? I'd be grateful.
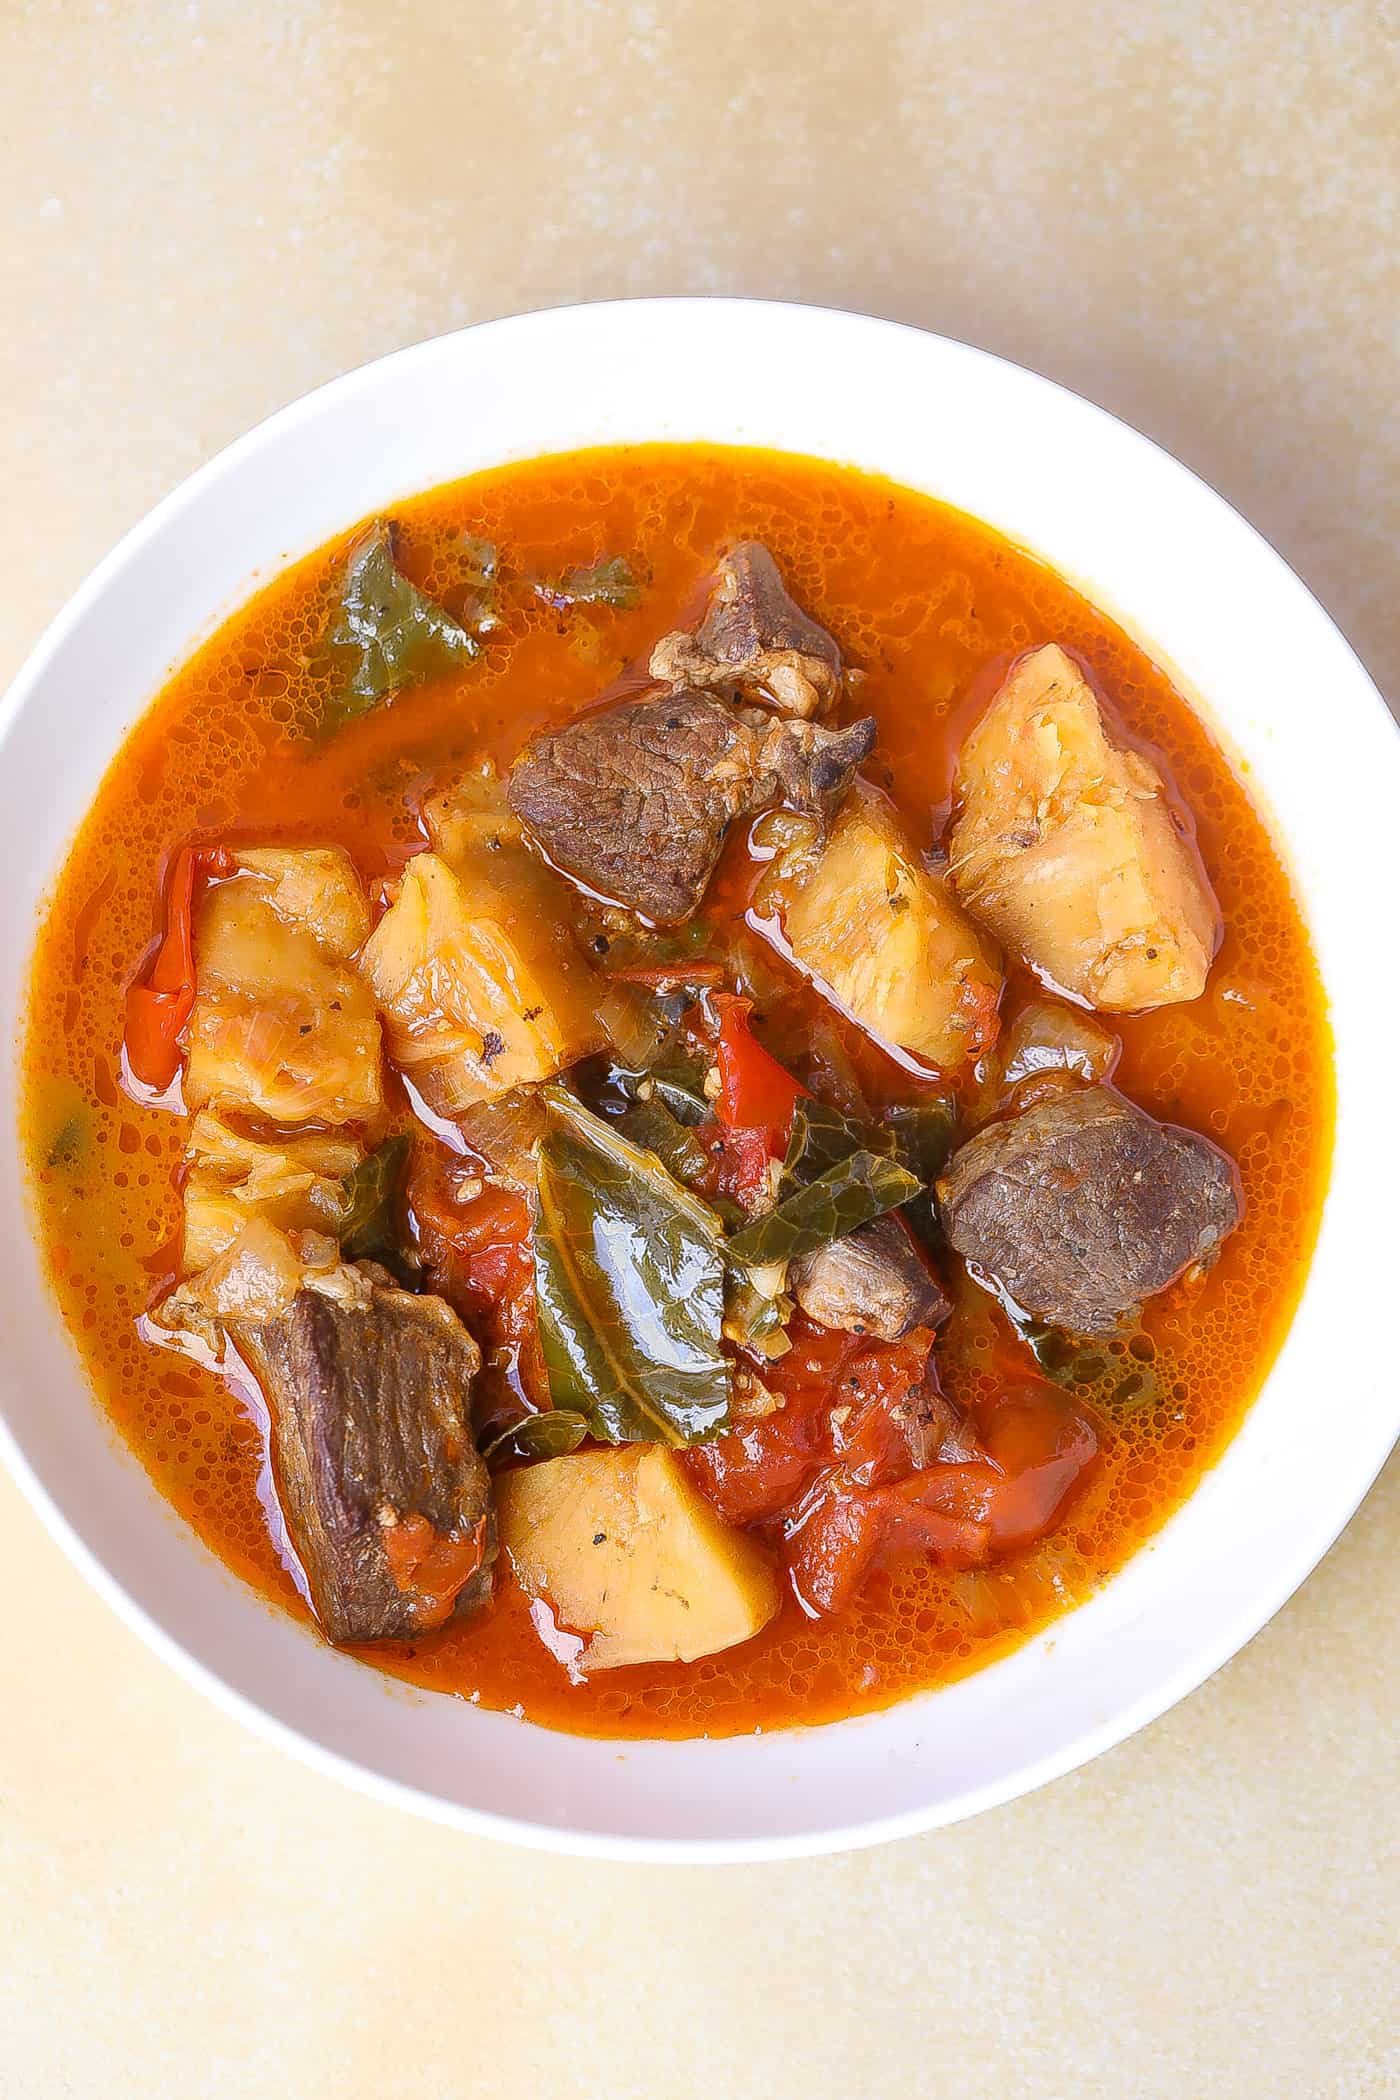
[3,300,1397,1861]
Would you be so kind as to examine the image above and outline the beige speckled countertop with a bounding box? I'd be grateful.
[2,4,1398,2094]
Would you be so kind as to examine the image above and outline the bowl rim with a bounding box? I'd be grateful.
[3,295,1398,1862]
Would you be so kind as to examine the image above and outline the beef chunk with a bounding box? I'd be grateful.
[937,1086,1239,1334]
[649,542,843,718]
[235,1267,496,1643]
[508,689,874,924]
[769,715,878,810]
[791,1216,951,1340]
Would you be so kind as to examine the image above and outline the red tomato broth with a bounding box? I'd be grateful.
[20,443,1332,1738]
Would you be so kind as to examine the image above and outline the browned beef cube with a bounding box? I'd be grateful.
[649,543,844,718]
[790,1216,950,1340]
[508,689,873,924]
[937,1087,1240,1334]
[237,1270,496,1644]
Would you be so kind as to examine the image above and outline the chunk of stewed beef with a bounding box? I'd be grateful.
[790,1216,951,1341]
[232,1264,496,1644]
[508,689,874,923]
[936,1086,1239,1334]
[649,542,844,718]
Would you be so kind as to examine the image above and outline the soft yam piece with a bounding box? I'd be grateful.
[498,1446,780,1670]
[359,834,604,1115]
[181,1111,361,1275]
[949,646,1220,1012]
[185,851,382,1126]
[775,781,1000,1069]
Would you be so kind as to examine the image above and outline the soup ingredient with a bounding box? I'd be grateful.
[721,1267,792,1353]
[791,1474,991,1614]
[533,1086,730,1445]
[229,1259,495,1642]
[689,1320,994,1616]
[726,1147,920,1267]
[237,847,373,955]
[712,995,804,1148]
[789,1381,1098,1613]
[181,1111,361,1272]
[26,436,1332,1743]
[949,644,1220,1011]
[123,844,237,1092]
[510,690,762,925]
[775,782,1001,1067]
[767,715,880,811]
[185,849,382,1126]
[359,845,603,1114]
[408,1169,542,1423]
[533,554,641,611]
[937,1085,1240,1333]
[789,1214,949,1339]
[335,1133,412,1264]
[974,1387,1102,1553]
[480,1410,590,1468]
[507,689,874,924]
[998,997,1120,1090]
[650,541,843,719]
[324,520,478,728]
[881,1100,957,1247]
[452,1089,547,1188]
[615,1095,711,1187]
[498,1444,780,1669]
[781,1093,875,1189]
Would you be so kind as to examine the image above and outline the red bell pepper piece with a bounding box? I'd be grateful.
[711,994,804,1152]
[122,844,235,1092]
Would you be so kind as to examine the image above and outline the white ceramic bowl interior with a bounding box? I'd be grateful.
[3,300,1397,1861]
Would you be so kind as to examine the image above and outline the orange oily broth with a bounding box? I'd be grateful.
[22,444,1332,1737]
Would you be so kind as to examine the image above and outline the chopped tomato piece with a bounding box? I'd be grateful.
[979,1387,1099,1552]
[829,1328,942,1488]
[788,1478,991,1616]
[122,844,235,1091]
[408,1159,545,1412]
[691,1321,942,1526]
[380,1511,488,1630]
[690,1306,1096,1617]
[704,1121,775,1211]
[688,1318,856,1524]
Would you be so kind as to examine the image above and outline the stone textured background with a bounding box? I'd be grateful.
[2,3,1396,2094]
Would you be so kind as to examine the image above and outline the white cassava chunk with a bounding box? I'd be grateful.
[949,646,1219,1012]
